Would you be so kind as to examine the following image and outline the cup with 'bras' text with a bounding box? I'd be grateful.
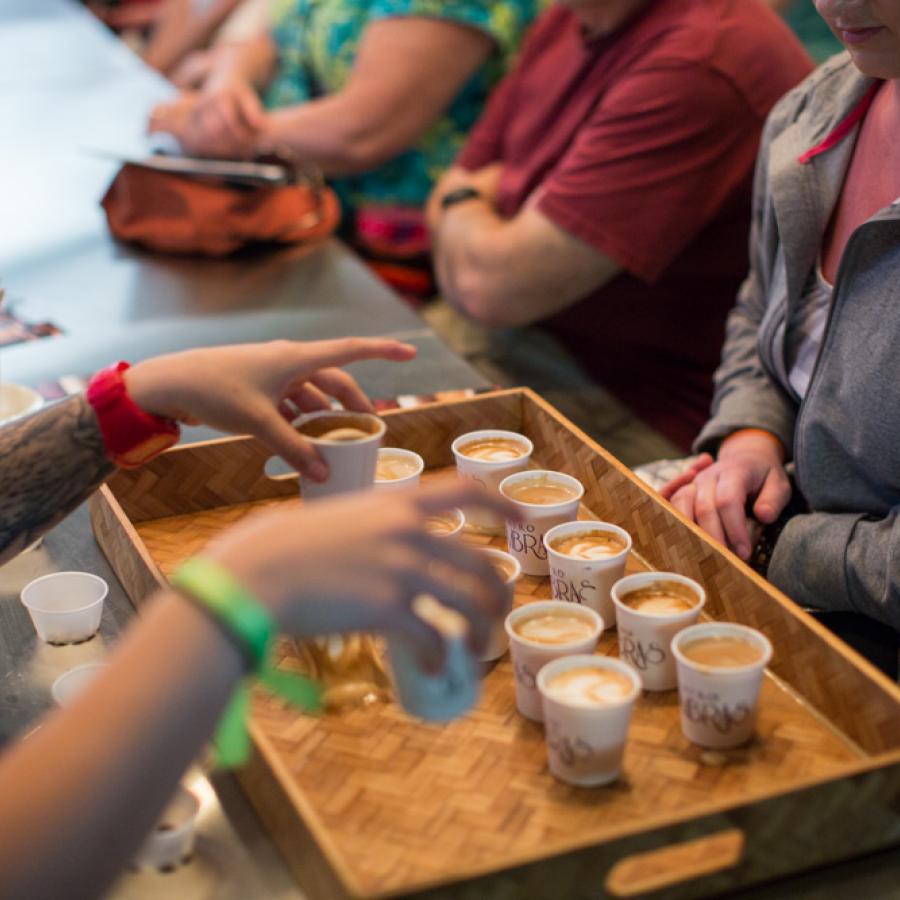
[611,572,705,691]
[374,448,424,491]
[537,654,641,786]
[294,410,385,501]
[672,622,773,749]
[505,600,603,721]
[544,521,632,628]
[499,470,584,576]
[451,430,533,533]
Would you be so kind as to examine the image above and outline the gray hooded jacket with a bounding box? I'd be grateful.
[696,54,900,631]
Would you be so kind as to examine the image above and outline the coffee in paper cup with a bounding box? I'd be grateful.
[544,521,632,628]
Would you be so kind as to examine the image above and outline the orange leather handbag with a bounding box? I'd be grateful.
[101,156,340,256]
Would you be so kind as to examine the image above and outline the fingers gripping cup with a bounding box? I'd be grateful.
[295,411,386,501]
[21,572,107,644]
[476,548,521,662]
[611,572,705,691]
[505,601,603,721]
[538,655,641,786]
[544,521,632,628]
[451,430,533,533]
[387,595,479,722]
[374,448,424,491]
[500,471,584,577]
[672,623,773,749]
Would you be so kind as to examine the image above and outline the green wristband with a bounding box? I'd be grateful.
[172,556,273,672]
[172,555,323,769]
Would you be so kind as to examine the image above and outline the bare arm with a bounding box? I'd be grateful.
[143,0,243,75]
[158,18,494,173]
[430,180,621,327]
[0,482,514,900]
[0,395,113,562]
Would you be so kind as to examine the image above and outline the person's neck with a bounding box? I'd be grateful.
[882,79,900,119]
[576,0,651,39]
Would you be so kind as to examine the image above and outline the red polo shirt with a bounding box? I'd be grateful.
[458,0,811,450]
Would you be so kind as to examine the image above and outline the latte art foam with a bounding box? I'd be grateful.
[513,612,596,645]
[317,426,371,442]
[376,455,419,481]
[621,580,699,616]
[458,437,528,462]
[544,666,634,707]
[551,532,626,560]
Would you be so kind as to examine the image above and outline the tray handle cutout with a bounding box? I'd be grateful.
[604,827,744,897]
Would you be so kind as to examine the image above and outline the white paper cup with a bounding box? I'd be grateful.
[51,662,108,707]
[295,411,385,502]
[425,507,465,539]
[387,595,479,722]
[451,429,533,533]
[505,601,603,721]
[499,471,584,576]
[537,655,641,786]
[21,572,107,644]
[0,382,43,424]
[544,521,632,628]
[133,785,200,870]
[672,622,773,749]
[611,572,705,692]
[374,448,424,491]
[476,548,521,661]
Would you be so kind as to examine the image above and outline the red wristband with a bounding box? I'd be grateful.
[86,362,180,469]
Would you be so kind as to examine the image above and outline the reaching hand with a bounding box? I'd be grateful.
[663,432,791,560]
[203,481,518,667]
[124,338,416,480]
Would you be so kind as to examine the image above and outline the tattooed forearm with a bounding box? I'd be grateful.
[0,395,114,563]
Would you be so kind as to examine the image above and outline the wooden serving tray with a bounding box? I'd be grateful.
[89,388,900,899]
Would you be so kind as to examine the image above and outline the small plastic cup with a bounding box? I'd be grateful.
[544,520,632,628]
[133,784,201,870]
[476,548,521,661]
[21,572,107,644]
[500,470,584,576]
[505,600,603,721]
[611,572,705,691]
[374,448,425,491]
[51,662,108,707]
[387,595,479,723]
[672,622,773,749]
[538,654,641,786]
[0,382,43,424]
[451,429,533,534]
[294,410,386,502]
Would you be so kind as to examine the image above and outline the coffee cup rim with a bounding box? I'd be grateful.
[610,571,706,621]
[536,653,642,709]
[374,447,425,481]
[20,571,109,615]
[477,547,522,584]
[504,600,603,647]
[543,520,632,560]
[498,470,585,509]
[671,622,773,674]
[293,410,386,444]
[451,429,534,463]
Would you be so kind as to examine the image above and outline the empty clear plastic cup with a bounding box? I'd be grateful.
[51,662,108,707]
[133,785,201,870]
[21,571,107,644]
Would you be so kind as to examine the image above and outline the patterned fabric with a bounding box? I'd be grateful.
[265,0,537,219]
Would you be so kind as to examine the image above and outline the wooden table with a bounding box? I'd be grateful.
[1,2,898,898]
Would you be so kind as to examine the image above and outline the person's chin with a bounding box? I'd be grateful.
[845,44,900,80]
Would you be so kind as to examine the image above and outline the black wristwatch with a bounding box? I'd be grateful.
[440,186,482,210]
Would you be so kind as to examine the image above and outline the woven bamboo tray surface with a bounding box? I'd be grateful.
[135,481,859,896]
[92,390,900,898]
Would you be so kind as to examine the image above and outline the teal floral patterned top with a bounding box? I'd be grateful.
[265,0,538,220]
